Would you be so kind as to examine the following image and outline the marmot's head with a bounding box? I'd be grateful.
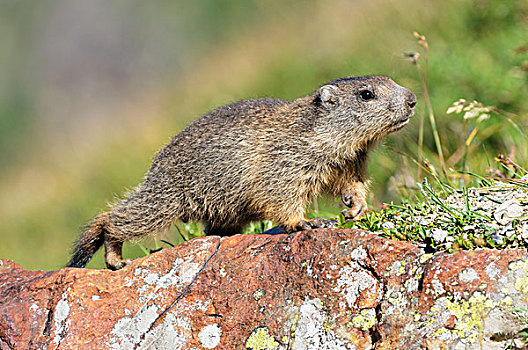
[313,75,416,149]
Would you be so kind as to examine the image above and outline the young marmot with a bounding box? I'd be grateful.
[68,75,416,269]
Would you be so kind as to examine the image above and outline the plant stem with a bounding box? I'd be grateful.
[417,99,425,180]
[415,62,448,179]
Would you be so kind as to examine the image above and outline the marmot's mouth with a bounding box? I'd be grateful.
[389,117,410,132]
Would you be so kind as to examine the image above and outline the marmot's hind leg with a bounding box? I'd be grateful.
[104,237,131,270]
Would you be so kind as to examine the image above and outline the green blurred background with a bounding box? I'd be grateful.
[0,0,526,270]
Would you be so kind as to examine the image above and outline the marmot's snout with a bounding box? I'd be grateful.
[400,88,417,120]
[386,87,416,132]
[406,90,417,110]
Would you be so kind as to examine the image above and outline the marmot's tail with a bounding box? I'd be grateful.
[66,212,110,268]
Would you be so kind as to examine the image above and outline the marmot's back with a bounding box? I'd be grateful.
[147,98,290,223]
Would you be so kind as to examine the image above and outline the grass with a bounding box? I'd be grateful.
[339,168,527,252]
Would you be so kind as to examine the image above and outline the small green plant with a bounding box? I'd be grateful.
[340,170,528,252]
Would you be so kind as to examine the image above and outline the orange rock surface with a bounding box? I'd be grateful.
[1,229,527,349]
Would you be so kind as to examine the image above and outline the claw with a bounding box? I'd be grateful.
[341,201,367,220]
[107,258,132,271]
[342,192,354,208]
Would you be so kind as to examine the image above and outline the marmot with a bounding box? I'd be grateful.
[67,75,416,270]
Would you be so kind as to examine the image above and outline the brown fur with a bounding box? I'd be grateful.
[67,75,416,269]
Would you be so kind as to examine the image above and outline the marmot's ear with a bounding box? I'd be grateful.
[317,85,339,109]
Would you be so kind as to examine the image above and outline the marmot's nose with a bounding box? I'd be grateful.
[405,90,417,109]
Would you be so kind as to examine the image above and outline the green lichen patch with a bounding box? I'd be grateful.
[290,313,299,337]
[508,258,528,294]
[514,277,528,294]
[252,289,265,301]
[351,308,377,331]
[245,327,279,350]
[509,258,528,273]
[419,253,434,264]
[443,291,496,344]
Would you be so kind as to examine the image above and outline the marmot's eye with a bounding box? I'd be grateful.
[359,90,375,101]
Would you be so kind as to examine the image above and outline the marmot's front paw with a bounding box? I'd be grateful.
[296,218,338,231]
[341,194,368,220]
[341,183,368,220]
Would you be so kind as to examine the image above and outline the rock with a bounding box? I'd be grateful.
[1,229,528,349]
[494,199,525,225]
[431,228,448,244]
